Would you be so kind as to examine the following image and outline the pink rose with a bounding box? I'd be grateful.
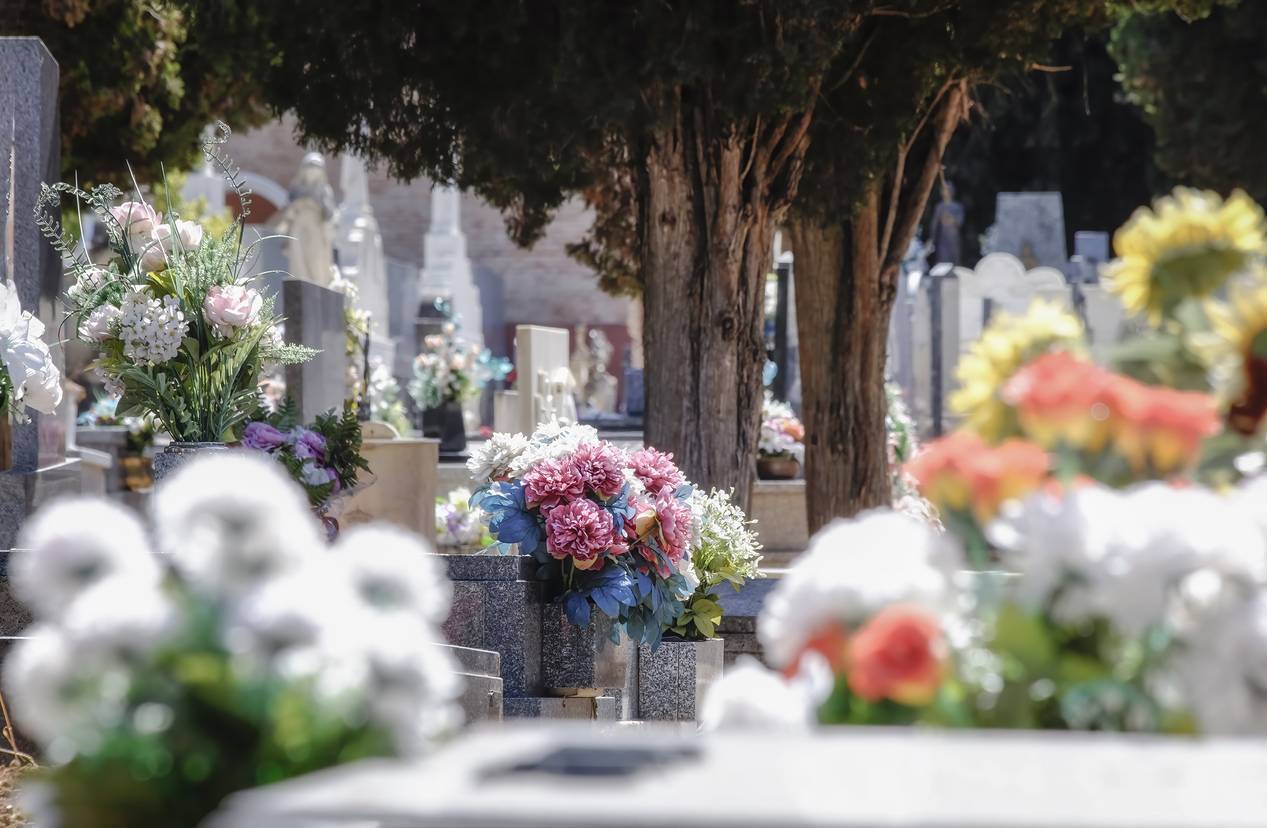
[569,441,626,499]
[140,220,204,272]
[109,201,158,251]
[203,284,263,338]
[627,447,685,495]
[545,498,614,570]
[522,456,585,512]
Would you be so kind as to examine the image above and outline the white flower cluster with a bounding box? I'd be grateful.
[0,280,62,416]
[991,480,1267,734]
[65,266,110,311]
[688,488,763,585]
[118,289,188,365]
[3,453,462,762]
[507,421,600,478]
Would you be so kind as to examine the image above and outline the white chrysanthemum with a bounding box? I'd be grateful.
[466,431,530,483]
[332,525,451,626]
[700,657,819,731]
[507,421,600,477]
[60,578,177,664]
[13,498,159,623]
[153,453,321,598]
[2,627,113,752]
[117,289,187,365]
[990,483,1267,635]
[759,509,960,670]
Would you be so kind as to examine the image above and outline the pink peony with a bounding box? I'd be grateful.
[569,441,626,499]
[203,284,263,338]
[627,447,685,495]
[545,498,614,570]
[653,489,692,564]
[522,457,585,512]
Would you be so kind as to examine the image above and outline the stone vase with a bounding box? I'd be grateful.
[152,441,231,482]
[540,603,635,718]
[423,400,466,455]
[757,456,800,480]
[637,636,725,721]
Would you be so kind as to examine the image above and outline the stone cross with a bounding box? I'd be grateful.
[420,184,483,347]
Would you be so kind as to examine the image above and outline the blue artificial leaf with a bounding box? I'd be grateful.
[625,611,645,646]
[634,571,653,599]
[608,622,622,645]
[564,592,591,627]
[591,585,621,618]
[674,483,694,500]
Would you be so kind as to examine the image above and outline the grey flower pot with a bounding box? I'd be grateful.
[637,636,725,721]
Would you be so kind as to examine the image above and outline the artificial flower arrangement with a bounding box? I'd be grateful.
[668,488,763,640]
[368,356,413,437]
[241,399,370,521]
[705,186,1267,734]
[0,280,62,424]
[756,394,804,477]
[1,453,460,826]
[467,423,697,648]
[35,122,314,445]
[410,300,510,410]
[435,487,495,551]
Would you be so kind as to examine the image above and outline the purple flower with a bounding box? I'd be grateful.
[242,421,287,451]
[291,428,328,462]
[300,460,337,488]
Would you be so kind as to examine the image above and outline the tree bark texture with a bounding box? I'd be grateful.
[789,80,970,534]
[641,90,814,511]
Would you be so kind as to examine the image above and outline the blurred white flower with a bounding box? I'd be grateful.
[332,525,451,626]
[700,656,818,731]
[2,627,100,751]
[990,483,1267,635]
[153,453,321,598]
[466,431,530,483]
[361,629,462,755]
[507,422,599,477]
[1170,594,1267,735]
[78,302,122,343]
[61,578,177,663]
[759,509,960,670]
[0,281,63,415]
[13,498,159,622]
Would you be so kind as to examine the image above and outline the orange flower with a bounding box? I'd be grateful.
[784,621,850,679]
[907,432,1050,523]
[780,418,806,441]
[846,605,945,706]
[1104,376,1220,476]
[1003,351,1114,452]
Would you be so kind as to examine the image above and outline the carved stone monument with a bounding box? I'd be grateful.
[420,185,483,347]
[275,152,337,286]
[335,153,392,368]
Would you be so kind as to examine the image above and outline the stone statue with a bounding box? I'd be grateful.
[929,180,965,266]
[582,328,617,414]
[275,152,337,286]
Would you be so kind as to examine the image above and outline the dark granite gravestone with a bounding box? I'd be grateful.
[281,278,347,421]
[0,38,80,550]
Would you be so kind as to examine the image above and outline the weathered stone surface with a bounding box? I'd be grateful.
[281,279,347,422]
[638,637,724,722]
[503,695,619,721]
[438,644,503,723]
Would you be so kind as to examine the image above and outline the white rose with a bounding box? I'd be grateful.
[139,220,204,273]
[78,303,122,343]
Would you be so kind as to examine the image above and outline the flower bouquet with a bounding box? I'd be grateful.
[467,423,696,648]
[756,394,804,479]
[36,122,313,458]
[705,187,1267,735]
[77,395,160,489]
[2,453,459,827]
[241,399,371,537]
[435,487,494,552]
[0,281,62,469]
[669,488,762,640]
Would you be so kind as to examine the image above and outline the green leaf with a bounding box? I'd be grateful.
[990,602,1056,674]
[694,615,717,639]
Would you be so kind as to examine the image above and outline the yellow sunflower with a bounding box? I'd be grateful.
[1200,275,1267,435]
[1104,187,1267,324]
[949,299,1086,442]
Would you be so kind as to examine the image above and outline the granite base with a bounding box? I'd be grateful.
[638,637,725,721]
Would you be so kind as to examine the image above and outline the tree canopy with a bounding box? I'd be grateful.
[1112,0,1267,203]
[1,0,269,180]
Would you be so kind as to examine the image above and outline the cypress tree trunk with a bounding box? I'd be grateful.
[786,193,893,533]
[640,92,814,511]
[788,81,969,534]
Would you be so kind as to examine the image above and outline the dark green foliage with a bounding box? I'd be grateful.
[941,32,1166,263]
[1112,0,1267,204]
[1,0,270,181]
